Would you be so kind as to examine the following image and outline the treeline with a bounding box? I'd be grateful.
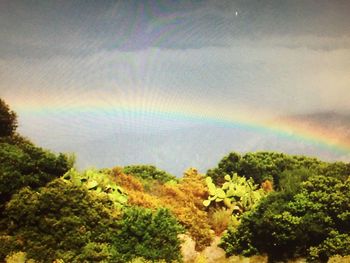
[1,98,350,263]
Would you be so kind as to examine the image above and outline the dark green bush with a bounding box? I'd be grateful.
[0,139,71,207]
[123,165,176,183]
[207,151,349,187]
[207,152,242,185]
[0,179,118,262]
[113,206,184,263]
[220,175,350,262]
[0,98,17,137]
[307,231,350,262]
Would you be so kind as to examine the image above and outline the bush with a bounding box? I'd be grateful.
[0,179,118,262]
[122,165,176,183]
[220,175,350,262]
[153,169,213,250]
[328,255,350,263]
[5,251,37,263]
[307,231,350,262]
[207,151,349,188]
[0,140,72,208]
[0,98,17,137]
[62,168,128,209]
[209,208,232,235]
[207,152,241,185]
[112,207,183,263]
[113,168,213,250]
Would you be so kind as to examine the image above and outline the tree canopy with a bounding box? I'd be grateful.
[0,99,17,137]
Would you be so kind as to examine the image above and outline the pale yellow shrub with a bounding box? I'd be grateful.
[5,251,37,263]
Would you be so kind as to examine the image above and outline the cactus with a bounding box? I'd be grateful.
[62,168,127,207]
[203,173,265,219]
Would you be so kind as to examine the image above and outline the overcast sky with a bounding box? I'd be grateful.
[1,0,349,173]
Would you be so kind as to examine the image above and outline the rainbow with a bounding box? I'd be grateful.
[15,102,350,155]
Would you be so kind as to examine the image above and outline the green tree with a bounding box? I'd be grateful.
[0,179,119,262]
[0,140,71,207]
[0,98,17,137]
[112,207,183,263]
[122,165,176,183]
[220,175,350,262]
[203,174,265,220]
[207,152,241,185]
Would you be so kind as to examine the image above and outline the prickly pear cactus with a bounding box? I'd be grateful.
[62,168,127,207]
[203,173,265,219]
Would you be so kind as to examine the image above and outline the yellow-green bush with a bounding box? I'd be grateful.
[209,208,232,235]
[112,168,213,250]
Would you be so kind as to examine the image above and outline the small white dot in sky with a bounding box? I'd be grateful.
[235,11,238,16]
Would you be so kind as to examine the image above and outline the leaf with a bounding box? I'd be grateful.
[222,182,230,190]
[116,195,128,204]
[208,183,217,196]
[209,195,217,201]
[216,188,226,199]
[86,180,98,190]
[224,198,232,208]
[224,174,231,181]
[226,188,236,197]
[205,177,213,185]
[203,200,211,207]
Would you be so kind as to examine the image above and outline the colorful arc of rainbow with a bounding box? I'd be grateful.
[18,105,350,154]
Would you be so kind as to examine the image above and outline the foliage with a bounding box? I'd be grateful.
[0,138,72,208]
[277,168,310,194]
[122,165,176,183]
[207,151,349,187]
[113,171,162,208]
[0,98,17,137]
[220,175,350,262]
[128,258,166,263]
[207,152,241,185]
[5,251,37,263]
[152,168,213,251]
[112,207,183,263]
[62,168,127,208]
[204,174,265,220]
[307,231,350,262]
[113,168,213,251]
[2,99,350,262]
[0,179,118,262]
[261,179,273,192]
[208,208,233,235]
[328,255,350,263]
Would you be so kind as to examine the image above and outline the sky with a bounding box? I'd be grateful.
[1,0,350,175]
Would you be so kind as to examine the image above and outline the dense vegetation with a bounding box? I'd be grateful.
[1,98,349,262]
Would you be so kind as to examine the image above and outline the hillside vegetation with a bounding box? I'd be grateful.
[1,98,350,263]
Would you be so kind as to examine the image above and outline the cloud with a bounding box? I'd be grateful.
[1,34,350,120]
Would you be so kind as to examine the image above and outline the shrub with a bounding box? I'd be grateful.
[122,165,176,183]
[207,152,241,185]
[307,231,350,262]
[328,255,350,263]
[0,98,17,137]
[155,169,213,250]
[209,208,232,235]
[5,251,37,263]
[62,168,128,209]
[207,151,349,188]
[113,168,213,250]
[128,258,166,263]
[220,175,350,262]
[0,179,118,262]
[203,174,266,221]
[112,207,183,263]
[0,140,72,208]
